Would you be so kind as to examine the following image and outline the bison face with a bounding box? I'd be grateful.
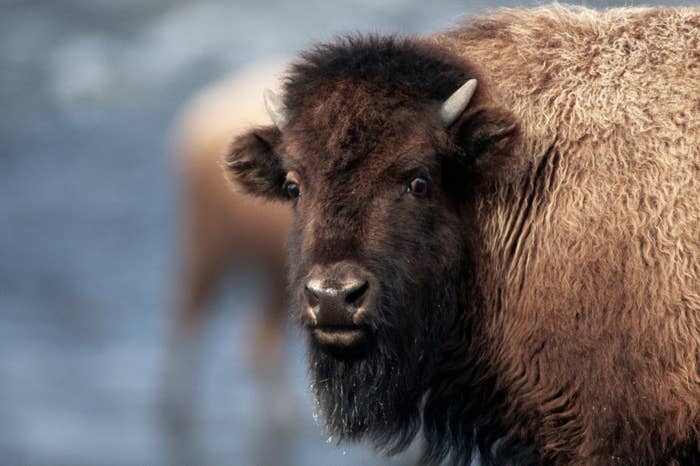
[225,37,519,453]
[286,136,465,363]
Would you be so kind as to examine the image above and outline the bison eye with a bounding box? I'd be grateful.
[408,176,429,196]
[284,181,300,199]
[283,171,301,199]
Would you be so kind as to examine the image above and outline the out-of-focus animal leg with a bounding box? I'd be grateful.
[160,170,236,463]
[248,254,296,466]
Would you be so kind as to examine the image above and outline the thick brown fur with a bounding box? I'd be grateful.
[225,6,700,466]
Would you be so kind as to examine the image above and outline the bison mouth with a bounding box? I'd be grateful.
[310,325,371,359]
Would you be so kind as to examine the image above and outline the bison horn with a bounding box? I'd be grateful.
[439,79,478,127]
[263,88,288,130]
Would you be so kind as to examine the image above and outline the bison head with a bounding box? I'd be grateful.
[226,36,519,454]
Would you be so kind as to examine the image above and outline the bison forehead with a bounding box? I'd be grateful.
[293,83,403,158]
[283,108,441,183]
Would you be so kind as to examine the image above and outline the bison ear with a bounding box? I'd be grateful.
[442,105,520,194]
[224,126,286,200]
[450,105,520,168]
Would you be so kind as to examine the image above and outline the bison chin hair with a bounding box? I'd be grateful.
[307,273,462,456]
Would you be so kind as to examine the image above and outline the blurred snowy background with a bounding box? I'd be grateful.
[1,1,696,465]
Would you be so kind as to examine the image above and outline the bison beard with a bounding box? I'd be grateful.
[305,258,463,454]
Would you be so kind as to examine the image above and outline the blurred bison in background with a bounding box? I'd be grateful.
[163,60,291,450]
[226,6,700,466]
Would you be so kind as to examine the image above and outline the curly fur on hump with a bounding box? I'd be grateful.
[426,5,700,465]
[225,5,700,465]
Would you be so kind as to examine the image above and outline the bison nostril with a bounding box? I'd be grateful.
[344,281,369,307]
[304,285,320,308]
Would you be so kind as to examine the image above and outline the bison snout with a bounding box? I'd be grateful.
[302,263,372,328]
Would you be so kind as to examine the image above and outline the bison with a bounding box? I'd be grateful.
[225,6,700,466]
[168,59,290,374]
[163,60,291,445]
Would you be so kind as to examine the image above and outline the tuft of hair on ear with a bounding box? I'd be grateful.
[444,105,521,192]
[222,126,286,200]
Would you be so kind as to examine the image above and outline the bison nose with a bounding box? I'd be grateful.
[304,277,369,327]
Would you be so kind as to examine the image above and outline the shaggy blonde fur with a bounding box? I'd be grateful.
[435,5,700,464]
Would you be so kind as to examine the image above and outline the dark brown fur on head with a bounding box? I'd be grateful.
[225,34,519,463]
